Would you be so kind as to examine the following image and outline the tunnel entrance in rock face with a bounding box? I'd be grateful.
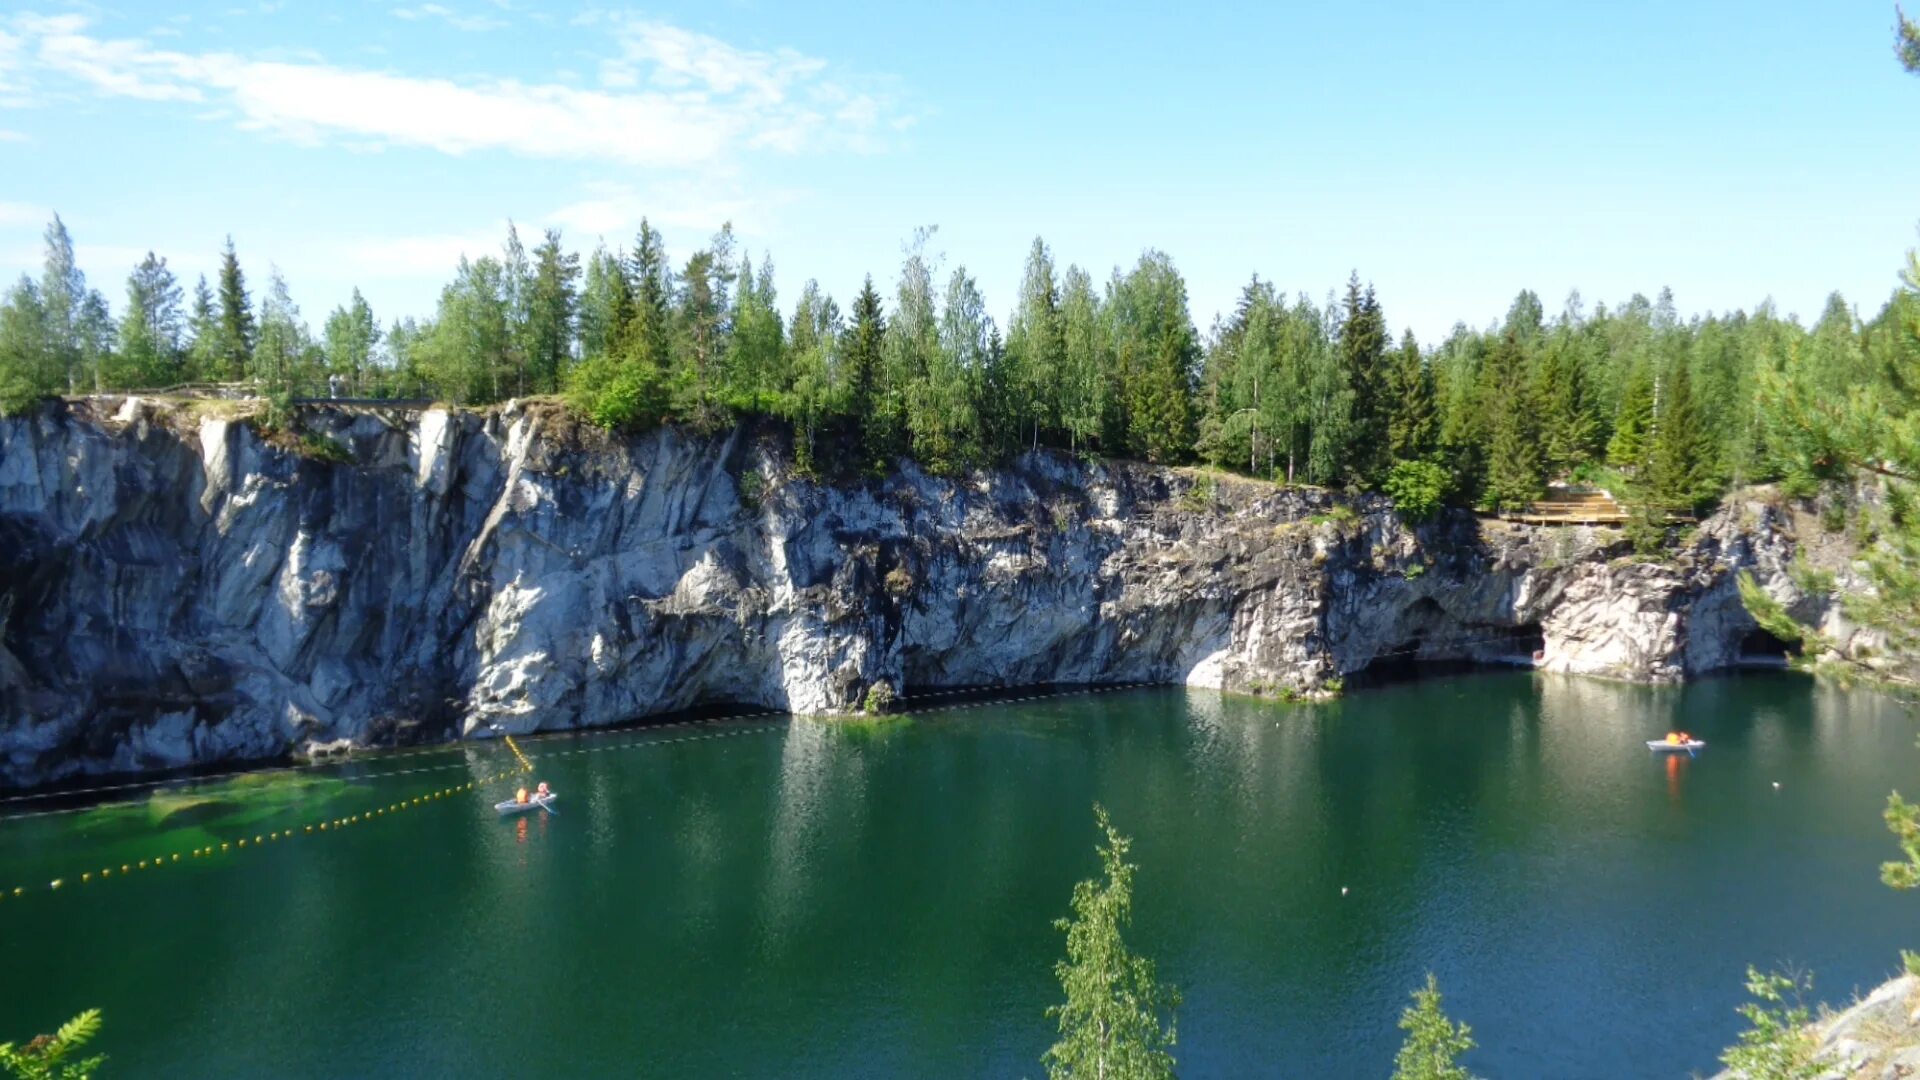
[1740,626,1799,658]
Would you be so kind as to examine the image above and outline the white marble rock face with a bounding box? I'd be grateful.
[0,399,1863,788]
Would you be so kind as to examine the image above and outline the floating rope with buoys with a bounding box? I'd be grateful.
[0,759,535,908]
[3,681,1184,907]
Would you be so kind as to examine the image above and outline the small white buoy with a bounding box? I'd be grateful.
[1772,782,1781,790]
[1341,886,1349,896]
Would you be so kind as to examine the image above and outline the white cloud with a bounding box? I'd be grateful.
[337,230,503,276]
[1,13,901,168]
[546,179,784,240]
[0,130,26,142]
[0,200,50,229]
[391,4,508,33]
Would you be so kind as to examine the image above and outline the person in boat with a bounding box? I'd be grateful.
[1666,731,1683,745]
[515,786,530,805]
[534,782,551,801]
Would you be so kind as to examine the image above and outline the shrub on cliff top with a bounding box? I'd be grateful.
[1384,460,1451,523]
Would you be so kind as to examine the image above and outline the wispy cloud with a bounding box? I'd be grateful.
[1,12,904,168]
[390,4,508,33]
[0,200,51,229]
[0,130,27,143]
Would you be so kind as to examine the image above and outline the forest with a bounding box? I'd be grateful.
[1,215,1913,524]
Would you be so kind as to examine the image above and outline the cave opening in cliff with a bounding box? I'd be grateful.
[1348,619,1547,689]
[1739,626,1800,659]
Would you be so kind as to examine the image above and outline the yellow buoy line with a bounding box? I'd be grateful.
[3,682,1166,905]
[0,762,533,908]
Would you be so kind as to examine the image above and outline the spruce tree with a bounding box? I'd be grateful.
[216,237,256,382]
[1607,360,1655,471]
[1008,237,1065,450]
[1392,975,1478,1080]
[1536,333,1599,478]
[526,229,578,395]
[1043,805,1179,1080]
[1482,331,1544,510]
[1339,273,1391,481]
[845,276,888,470]
[1650,353,1712,511]
[1384,329,1436,462]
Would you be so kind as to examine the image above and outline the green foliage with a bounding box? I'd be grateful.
[1736,572,1809,651]
[1044,805,1180,1080]
[0,1008,105,1080]
[0,211,1887,527]
[297,431,352,464]
[1392,975,1477,1080]
[861,681,896,715]
[1882,791,1920,891]
[1384,459,1452,522]
[1902,6,1920,74]
[1719,968,1822,1080]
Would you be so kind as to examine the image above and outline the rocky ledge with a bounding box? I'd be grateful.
[0,397,1872,789]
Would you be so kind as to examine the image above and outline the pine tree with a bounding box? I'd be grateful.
[1108,251,1197,463]
[117,252,184,388]
[1008,237,1065,450]
[1392,975,1478,1080]
[1482,331,1543,511]
[627,220,674,373]
[1043,805,1179,1080]
[185,275,219,382]
[576,245,631,362]
[216,237,256,382]
[525,229,578,395]
[251,268,310,395]
[1339,273,1391,481]
[1536,332,1599,478]
[1384,329,1436,462]
[845,276,888,470]
[1608,360,1656,471]
[724,251,785,412]
[1650,352,1712,511]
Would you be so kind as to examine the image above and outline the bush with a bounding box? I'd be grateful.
[1384,460,1452,523]
[1718,967,1822,1080]
[862,681,897,715]
[298,432,352,464]
[565,353,664,432]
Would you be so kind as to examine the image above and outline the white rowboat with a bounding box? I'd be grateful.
[1646,740,1705,753]
[495,794,557,815]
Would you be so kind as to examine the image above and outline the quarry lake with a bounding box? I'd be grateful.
[1,671,1913,1078]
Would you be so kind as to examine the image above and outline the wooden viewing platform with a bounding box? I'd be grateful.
[1494,489,1695,526]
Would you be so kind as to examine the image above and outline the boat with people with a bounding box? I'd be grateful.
[495,781,557,815]
[1646,731,1705,753]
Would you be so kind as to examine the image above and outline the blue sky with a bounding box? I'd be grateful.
[0,1,1915,342]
